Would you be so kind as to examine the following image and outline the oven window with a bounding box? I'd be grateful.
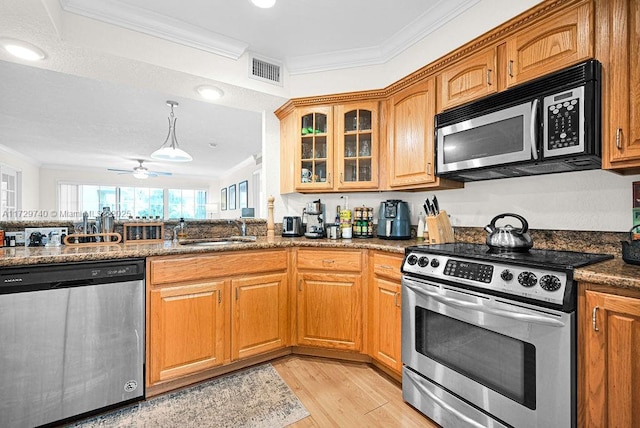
[443,116,524,164]
[415,308,536,409]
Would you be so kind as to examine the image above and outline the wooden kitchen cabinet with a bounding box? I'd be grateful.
[334,102,379,190]
[438,47,498,111]
[231,272,288,360]
[580,286,640,427]
[296,106,334,191]
[149,280,226,385]
[279,101,381,193]
[146,250,289,389]
[295,248,364,351]
[369,251,403,374]
[504,1,593,88]
[387,77,438,188]
[598,0,640,171]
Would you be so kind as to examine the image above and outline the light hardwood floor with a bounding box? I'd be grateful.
[271,355,439,427]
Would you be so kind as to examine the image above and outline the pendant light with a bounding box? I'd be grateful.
[150,101,192,162]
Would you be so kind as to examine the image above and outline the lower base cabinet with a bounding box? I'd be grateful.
[581,286,640,427]
[147,250,289,389]
[149,280,226,385]
[369,252,403,374]
[231,272,288,360]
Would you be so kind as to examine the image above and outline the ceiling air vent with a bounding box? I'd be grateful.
[250,55,282,85]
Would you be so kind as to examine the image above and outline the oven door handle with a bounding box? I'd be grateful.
[404,369,488,428]
[405,282,566,327]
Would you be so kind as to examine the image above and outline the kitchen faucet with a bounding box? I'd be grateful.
[228,218,246,236]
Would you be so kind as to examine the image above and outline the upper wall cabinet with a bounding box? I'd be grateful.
[438,0,593,111]
[438,47,498,111]
[387,78,437,188]
[278,101,381,193]
[504,1,593,88]
[335,102,379,190]
[599,0,640,171]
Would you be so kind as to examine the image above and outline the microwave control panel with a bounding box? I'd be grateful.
[543,86,585,157]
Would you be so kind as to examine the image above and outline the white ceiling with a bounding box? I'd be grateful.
[0,0,480,179]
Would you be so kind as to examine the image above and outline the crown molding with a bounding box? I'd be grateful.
[286,0,481,75]
[60,0,249,59]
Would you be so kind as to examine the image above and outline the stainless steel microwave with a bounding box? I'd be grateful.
[435,60,601,182]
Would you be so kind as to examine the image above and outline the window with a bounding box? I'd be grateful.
[168,189,207,219]
[58,183,207,220]
[1,165,21,219]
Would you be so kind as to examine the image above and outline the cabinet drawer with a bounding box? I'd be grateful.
[296,249,362,272]
[372,252,403,281]
[149,250,288,286]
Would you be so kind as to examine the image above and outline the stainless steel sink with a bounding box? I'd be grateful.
[178,236,257,246]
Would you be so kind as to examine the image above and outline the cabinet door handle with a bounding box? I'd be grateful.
[235,287,239,301]
[592,306,599,331]
[508,60,514,78]
[328,173,332,185]
[340,173,344,184]
[394,292,401,308]
[298,279,302,292]
[218,289,222,304]
[426,163,431,175]
[616,128,623,150]
[486,69,492,85]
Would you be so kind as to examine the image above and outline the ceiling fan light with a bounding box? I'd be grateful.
[251,0,276,8]
[1,38,46,61]
[133,169,149,179]
[151,101,193,162]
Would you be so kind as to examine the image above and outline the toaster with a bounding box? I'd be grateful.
[282,216,303,237]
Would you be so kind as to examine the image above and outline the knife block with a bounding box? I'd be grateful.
[425,211,455,244]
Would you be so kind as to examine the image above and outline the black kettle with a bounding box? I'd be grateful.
[484,213,533,252]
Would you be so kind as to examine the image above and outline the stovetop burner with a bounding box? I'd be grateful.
[410,243,613,270]
[402,243,613,311]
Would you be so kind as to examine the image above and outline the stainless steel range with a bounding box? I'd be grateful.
[401,243,612,428]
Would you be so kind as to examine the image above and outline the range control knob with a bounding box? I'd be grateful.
[430,258,440,268]
[500,270,514,281]
[407,254,418,265]
[418,257,429,267]
[518,272,537,288]
[540,275,562,292]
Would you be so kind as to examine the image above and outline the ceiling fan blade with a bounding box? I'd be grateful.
[107,168,134,174]
[149,171,172,177]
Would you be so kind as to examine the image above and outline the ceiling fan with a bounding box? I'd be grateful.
[107,160,172,179]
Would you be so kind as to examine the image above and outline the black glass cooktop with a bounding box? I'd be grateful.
[408,243,613,271]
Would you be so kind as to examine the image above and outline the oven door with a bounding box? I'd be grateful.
[436,100,537,174]
[402,276,574,428]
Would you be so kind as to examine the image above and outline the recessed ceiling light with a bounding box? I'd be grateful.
[1,38,46,61]
[208,143,218,149]
[251,0,276,8]
[196,85,224,100]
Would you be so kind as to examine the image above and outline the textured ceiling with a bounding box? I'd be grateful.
[0,0,480,179]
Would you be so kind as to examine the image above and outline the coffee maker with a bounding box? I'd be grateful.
[302,199,325,238]
[377,199,411,239]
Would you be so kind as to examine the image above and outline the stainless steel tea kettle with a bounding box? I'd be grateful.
[484,213,533,251]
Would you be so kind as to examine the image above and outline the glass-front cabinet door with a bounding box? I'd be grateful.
[335,102,378,190]
[296,106,333,191]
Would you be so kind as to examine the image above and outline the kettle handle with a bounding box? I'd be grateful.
[488,213,529,234]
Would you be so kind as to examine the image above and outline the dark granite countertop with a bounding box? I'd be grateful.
[1,231,637,292]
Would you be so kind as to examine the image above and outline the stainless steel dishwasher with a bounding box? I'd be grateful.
[0,258,145,428]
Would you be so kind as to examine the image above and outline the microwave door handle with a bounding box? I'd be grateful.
[405,281,565,327]
[530,98,539,160]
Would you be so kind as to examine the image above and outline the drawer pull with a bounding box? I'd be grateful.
[379,264,394,270]
[592,306,599,331]
[322,259,335,266]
